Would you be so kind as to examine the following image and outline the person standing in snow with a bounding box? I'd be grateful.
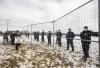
[55,31,58,44]
[66,28,75,52]
[80,26,98,61]
[47,31,52,45]
[41,30,45,43]
[10,32,15,45]
[3,32,8,45]
[36,31,39,41]
[15,30,21,53]
[57,30,62,47]
[27,31,29,38]
[34,31,36,40]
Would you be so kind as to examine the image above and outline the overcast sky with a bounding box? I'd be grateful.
[0,0,91,31]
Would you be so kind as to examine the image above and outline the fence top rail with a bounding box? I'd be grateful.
[53,0,93,22]
[23,22,52,28]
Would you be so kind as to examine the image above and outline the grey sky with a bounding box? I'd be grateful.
[0,0,97,32]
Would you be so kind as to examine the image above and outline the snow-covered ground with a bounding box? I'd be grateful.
[0,36,10,44]
[0,35,99,68]
[22,35,99,68]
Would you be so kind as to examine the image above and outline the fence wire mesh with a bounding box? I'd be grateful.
[0,0,99,67]
[21,0,99,67]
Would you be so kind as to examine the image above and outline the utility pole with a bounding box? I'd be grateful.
[98,0,100,65]
[5,19,10,33]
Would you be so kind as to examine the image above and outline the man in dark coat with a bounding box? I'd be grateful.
[27,32,29,38]
[47,31,52,45]
[55,31,58,44]
[3,32,8,45]
[10,32,15,45]
[36,31,39,41]
[41,30,45,43]
[66,28,75,52]
[80,26,98,61]
[34,31,36,40]
[57,30,62,47]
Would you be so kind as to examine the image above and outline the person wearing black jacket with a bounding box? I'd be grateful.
[27,32,29,38]
[36,31,39,41]
[34,31,36,40]
[55,31,58,44]
[10,32,15,45]
[47,31,52,45]
[41,30,45,43]
[3,32,8,45]
[57,30,62,47]
[66,28,75,52]
[80,26,98,61]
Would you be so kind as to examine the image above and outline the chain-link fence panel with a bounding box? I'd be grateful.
[53,0,99,67]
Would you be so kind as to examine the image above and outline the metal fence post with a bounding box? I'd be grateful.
[53,21,55,52]
[98,0,100,65]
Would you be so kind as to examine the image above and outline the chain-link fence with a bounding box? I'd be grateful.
[23,0,99,47]
[0,20,22,44]
[22,0,99,67]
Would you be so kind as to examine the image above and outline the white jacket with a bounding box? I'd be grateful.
[15,36,21,44]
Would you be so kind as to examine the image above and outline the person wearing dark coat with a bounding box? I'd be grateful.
[55,31,58,44]
[36,31,39,41]
[47,31,52,45]
[41,30,45,43]
[10,32,15,45]
[80,26,98,61]
[3,32,8,45]
[34,31,36,40]
[66,28,75,52]
[27,32,29,38]
[57,30,62,47]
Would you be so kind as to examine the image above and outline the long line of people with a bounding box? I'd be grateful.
[32,26,98,61]
[2,26,98,61]
[3,30,21,53]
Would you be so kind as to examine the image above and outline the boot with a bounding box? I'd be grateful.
[84,57,87,61]
[15,50,18,54]
[71,50,74,52]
